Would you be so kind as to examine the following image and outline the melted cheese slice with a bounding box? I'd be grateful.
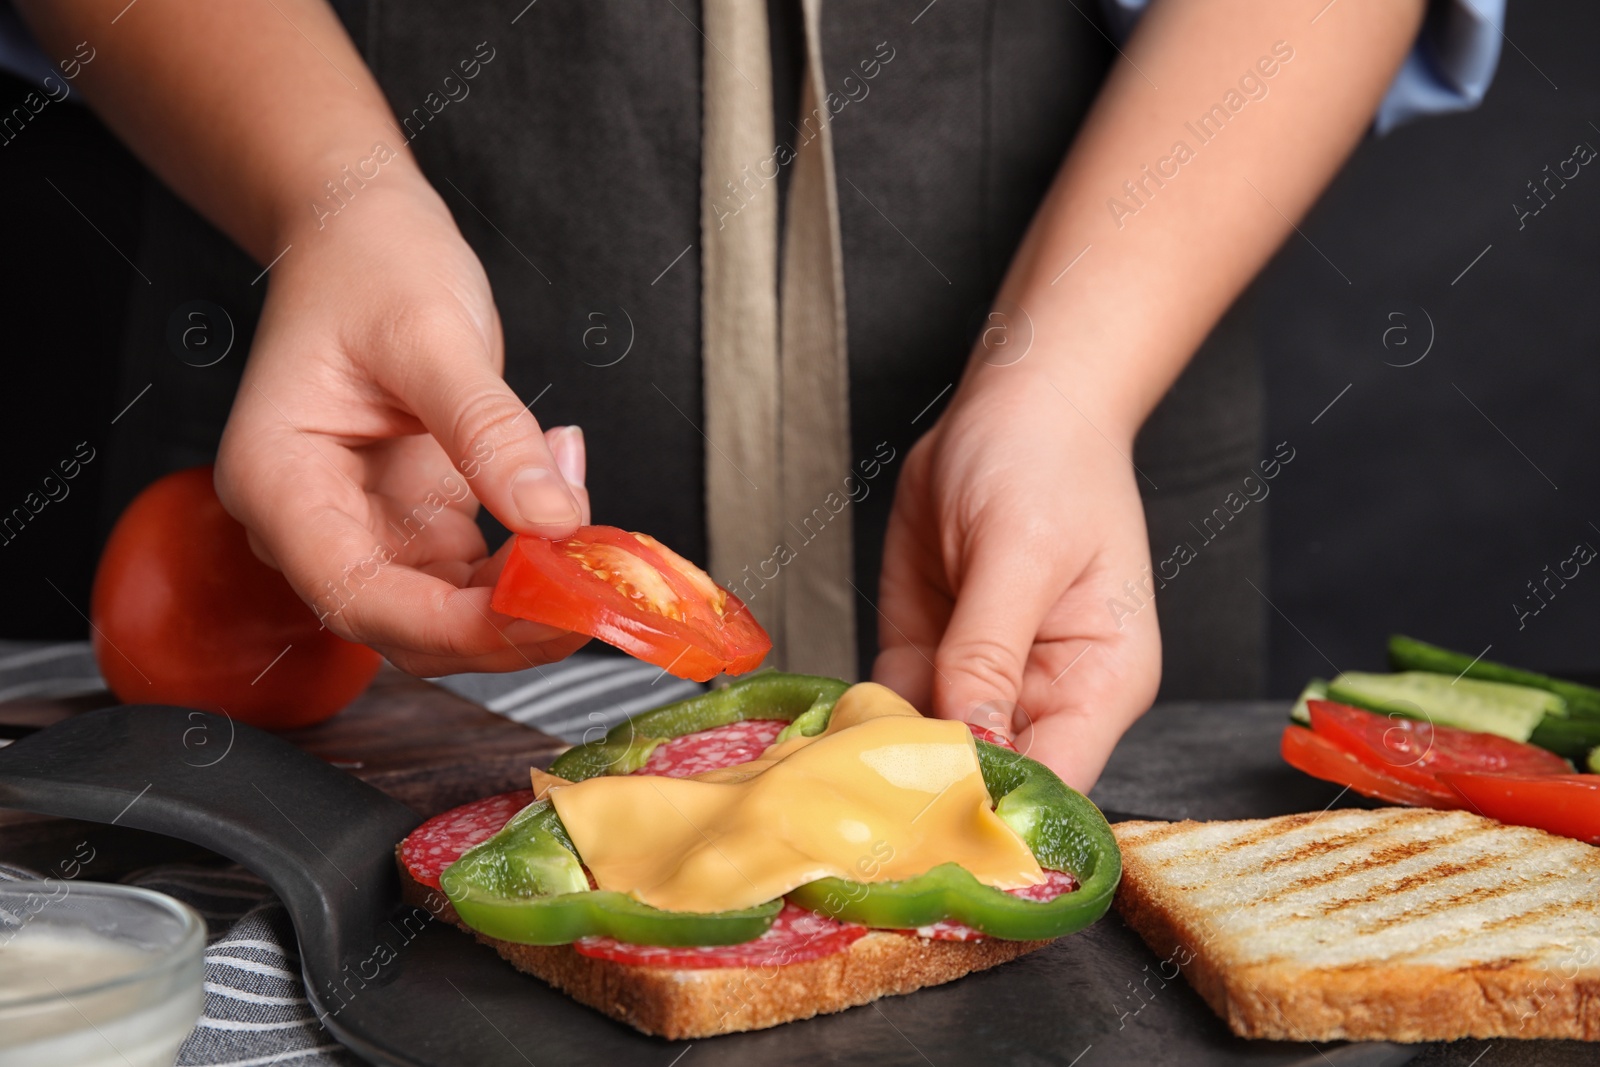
[547,682,1044,913]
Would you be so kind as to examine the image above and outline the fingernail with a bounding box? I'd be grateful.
[969,699,1016,738]
[511,466,581,527]
[552,425,586,489]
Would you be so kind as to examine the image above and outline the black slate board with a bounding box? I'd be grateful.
[350,883,1413,1067]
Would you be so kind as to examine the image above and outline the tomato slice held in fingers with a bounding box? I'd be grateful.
[491,527,770,682]
[1280,724,1463,809]
[1436,772,1600,844]
[1306,700,1570,793]
[625,531,770,676]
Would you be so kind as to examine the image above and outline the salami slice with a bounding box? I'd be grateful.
[1009,868,1079,902]
[910,869,1079,941]
[399,789,535,890]
[633,718,788,777]
[573,903,867,969]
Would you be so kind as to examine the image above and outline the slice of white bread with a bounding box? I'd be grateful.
[1113,808,1600,1043]
[398,857,1048,1039]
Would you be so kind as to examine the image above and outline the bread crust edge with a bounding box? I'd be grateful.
[397,849,1049,1039]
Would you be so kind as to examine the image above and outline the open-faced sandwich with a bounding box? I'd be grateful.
[395,672,1121,1038]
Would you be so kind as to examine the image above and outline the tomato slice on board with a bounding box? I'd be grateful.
[491,527,771,682]
[1436,772,1600,845]
[1280,724,1464,809]
[1306,700,1570,793]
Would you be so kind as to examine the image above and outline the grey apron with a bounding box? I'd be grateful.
[100,0,1263,698]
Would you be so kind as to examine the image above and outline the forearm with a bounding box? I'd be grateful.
[972,0,1426,440]
[15,0,428,263]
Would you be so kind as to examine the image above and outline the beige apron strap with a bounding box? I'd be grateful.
[701,0,784,661]
[701,0,855,678]
[779,0,856,679]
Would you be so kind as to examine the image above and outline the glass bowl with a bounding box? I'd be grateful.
[0,880,205,1067]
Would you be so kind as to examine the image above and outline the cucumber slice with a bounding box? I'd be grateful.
[1528,717,1600,761]
[1289,678,1328,726]
[1327,671,1563,742]
[1388,635,1600,719]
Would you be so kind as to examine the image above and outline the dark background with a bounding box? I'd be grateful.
[1257,2,1600,692]
[0,2,1594,696]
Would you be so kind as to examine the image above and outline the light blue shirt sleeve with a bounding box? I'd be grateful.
[1098,0,1505,135]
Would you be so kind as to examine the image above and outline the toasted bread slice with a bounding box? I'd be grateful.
[398,859,1048,1039]
[1113,808,1600,1042]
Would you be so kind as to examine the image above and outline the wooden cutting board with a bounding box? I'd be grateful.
[0,668,568,879]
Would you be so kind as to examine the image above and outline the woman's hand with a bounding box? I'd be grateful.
[873,370,1161,791]
[15,0,594,675]
[215,175,590,676]
[872,0,1427,788]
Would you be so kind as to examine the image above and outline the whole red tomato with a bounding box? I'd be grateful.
[91,465,381,728]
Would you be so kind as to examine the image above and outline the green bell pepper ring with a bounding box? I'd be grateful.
[444,672,1121,945]
[442,798,782,946]
[785,741,1120,939]
[547,670,848,780]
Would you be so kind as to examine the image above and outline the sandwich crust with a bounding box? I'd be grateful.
[1113,810,1600,1042]
[398,855,1047,1038]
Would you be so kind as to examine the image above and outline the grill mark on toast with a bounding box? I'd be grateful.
[1387,895,1599,964]
[1256,825,1405,874]
[1352,865,1573,936]
[1350,870,1536,934]
[1368,808,1452,833]
[1255,823,1478,905]
[1473,956,1531,970]
[1467,893,1600,936]
[1317,852,1504,914]
[1265,838,1435,898]
[1208,814,1325,857]
[1126,810,1439,870]
[1127,817,1367,885]
[1128,811,1468,897]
